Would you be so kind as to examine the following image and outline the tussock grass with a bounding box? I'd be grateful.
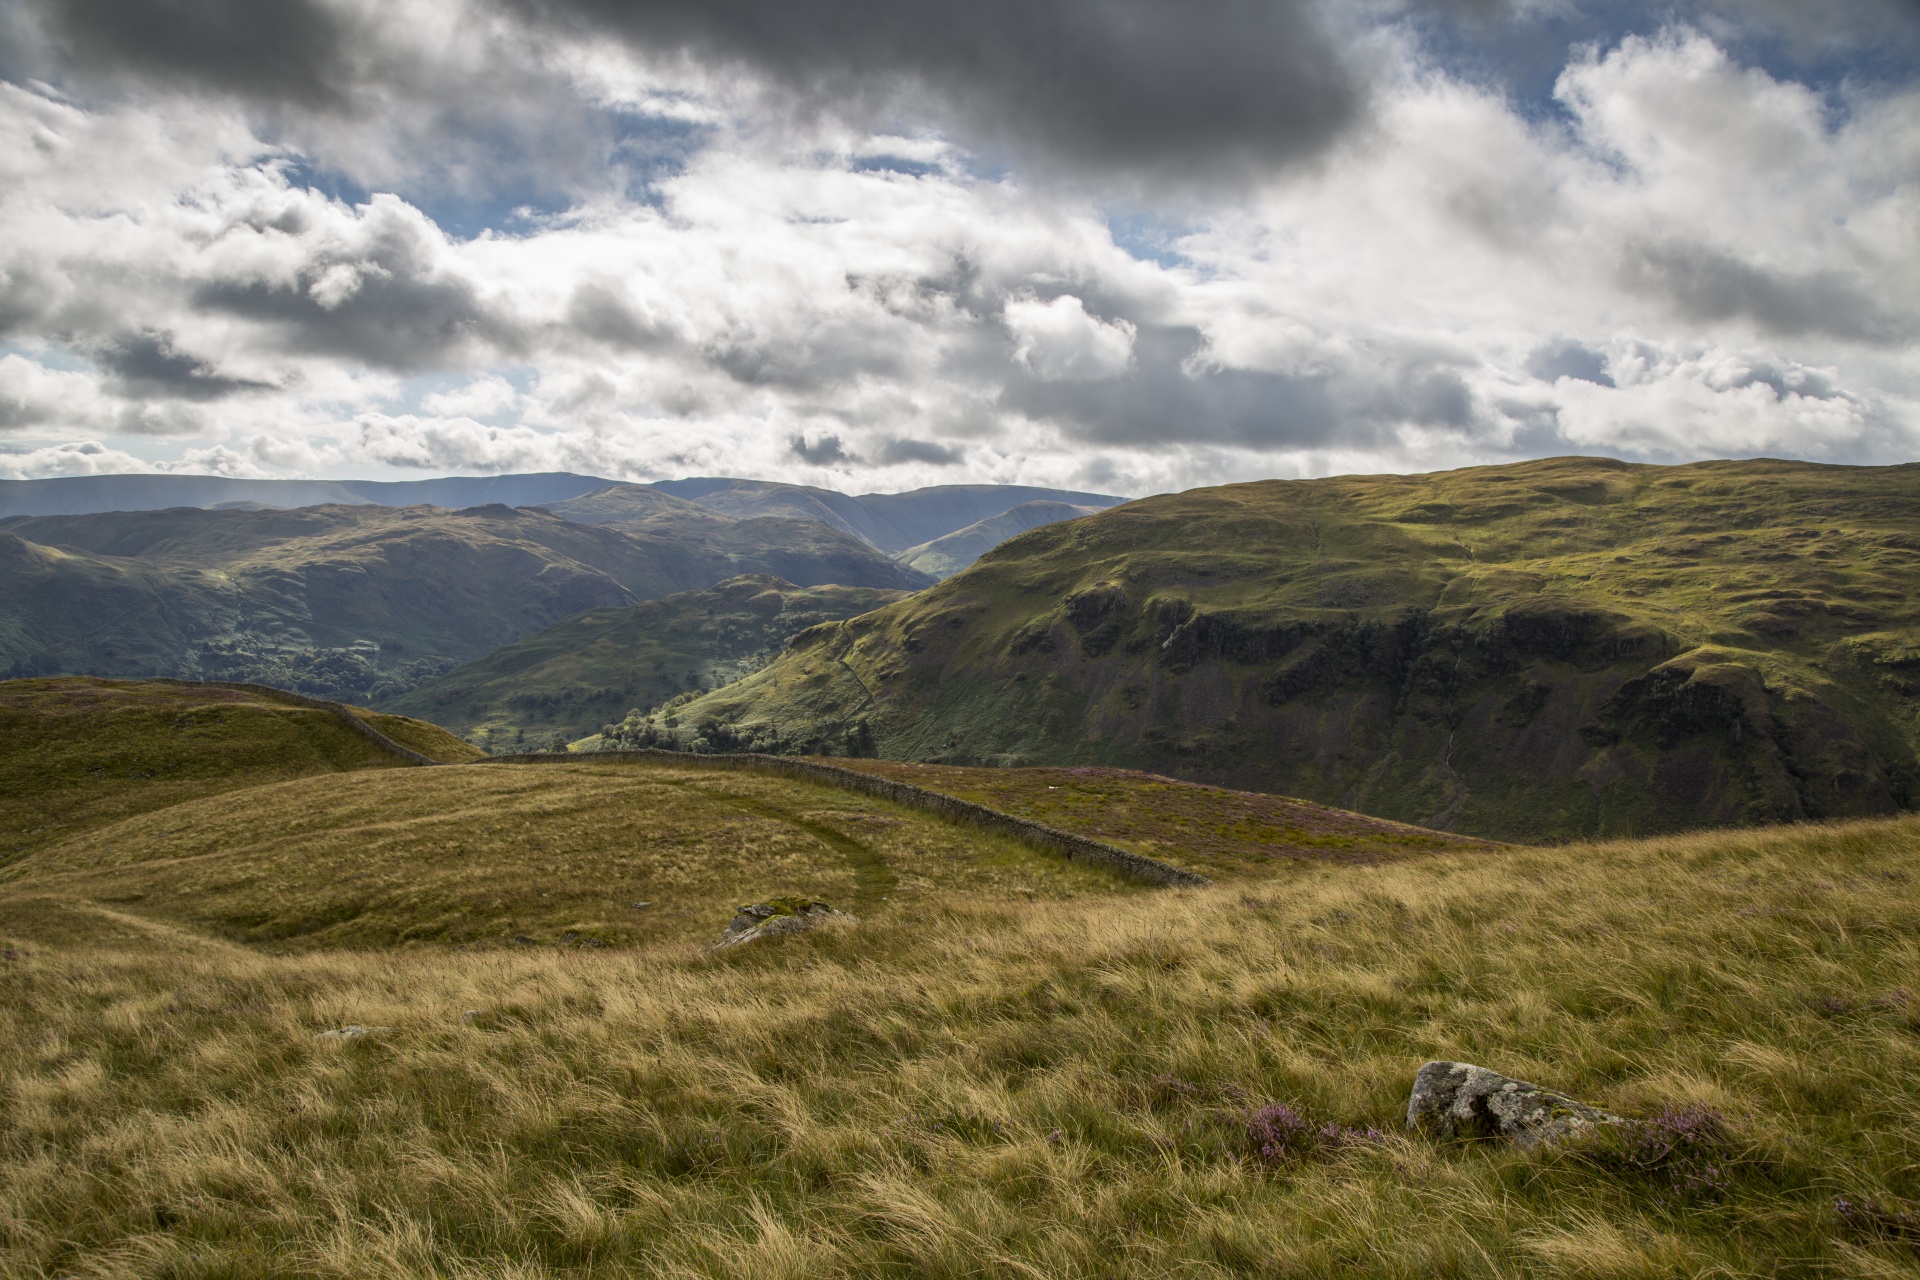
[6,814,1920,1274]
[835,760,1499,874]
[0,761,1132,951]
[0,678,443,861]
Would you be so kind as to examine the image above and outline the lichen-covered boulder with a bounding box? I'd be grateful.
[714,898,855,949]
[1406,1061,1620,1148]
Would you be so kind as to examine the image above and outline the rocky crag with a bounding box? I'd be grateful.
[667,457,1920,841]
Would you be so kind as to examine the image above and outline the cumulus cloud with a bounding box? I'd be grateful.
[1006,295,1136,382]
[0,354,117,431]
[0,439,151,479]
[0,12,1912,493]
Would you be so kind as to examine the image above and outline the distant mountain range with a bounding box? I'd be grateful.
[0,472,1121,703]
[0,472,614,517]
[0,472,1124,549]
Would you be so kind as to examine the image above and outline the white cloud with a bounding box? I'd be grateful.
[1006,294,1137,381]
[0,439,152,479]
[0,22,1912,493]
[420,374,520,419]
[0,354,117,433]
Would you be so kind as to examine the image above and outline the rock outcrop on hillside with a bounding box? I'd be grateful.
[667,457,1920,841]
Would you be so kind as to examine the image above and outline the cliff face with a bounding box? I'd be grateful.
[675,457,1920,841]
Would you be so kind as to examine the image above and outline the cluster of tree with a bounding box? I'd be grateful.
[477,724,574,755]
[593,705,876,759]
[196,644,456,703]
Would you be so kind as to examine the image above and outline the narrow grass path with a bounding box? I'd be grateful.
[667,776,901,912]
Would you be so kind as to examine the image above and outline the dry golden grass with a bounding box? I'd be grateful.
[0,677,476,863]
[834,759,1499,873]
[0,760,1134,951]
[4,801,1920,1275]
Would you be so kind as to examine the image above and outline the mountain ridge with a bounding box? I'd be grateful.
[657,455,1920,842]
[0,503,924,700]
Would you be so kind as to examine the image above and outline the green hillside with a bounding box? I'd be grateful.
[669,457,1920,841]
[0,677,473,860]
[0,502,923,701]
[384,575,909,747]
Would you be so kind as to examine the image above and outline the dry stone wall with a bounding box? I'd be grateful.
[483,748,1210,888]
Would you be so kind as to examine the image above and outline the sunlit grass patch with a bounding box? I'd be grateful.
[2,813,1919,1273]
[0,760,1137,952]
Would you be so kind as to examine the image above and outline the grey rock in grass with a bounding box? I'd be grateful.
[714,899,855,949]
[1406,1061,1619,1148]
[316,1025,393,1041]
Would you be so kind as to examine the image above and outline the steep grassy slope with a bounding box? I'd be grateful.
[0,677,471,860]
[0,759,1132,952]
[385,575,908,747]
[675,457,1920,841]
[897,499,1104,579]
[5,810,1920,1274]
[0,502,922,699]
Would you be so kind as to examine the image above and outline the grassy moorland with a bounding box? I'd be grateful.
[7,676,1920,1274]
[4,814,1920,1275]
[833,760,1498,877]
[0,759,1131,952]
[672,457,1920,843]
[0,677,475,861]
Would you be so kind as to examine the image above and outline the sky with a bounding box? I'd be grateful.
[0,0,1915,496]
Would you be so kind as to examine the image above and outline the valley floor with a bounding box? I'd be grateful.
[5,796,1920,1275]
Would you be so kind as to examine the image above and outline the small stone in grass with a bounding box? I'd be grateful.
[1406,1061,1619,1148]
[316,1025,393,1041]
[714,899,855,949]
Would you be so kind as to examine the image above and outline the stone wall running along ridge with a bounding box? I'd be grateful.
[481,748,1211,888]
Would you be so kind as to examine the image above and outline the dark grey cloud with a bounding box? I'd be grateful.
[998,324,1505,451]
[1721,361,1845,402]
[91,330,274,400]
[876,437,961,466]
[1621,239,1915,346]
[999,325,1347,449]
[790,432,851,464]
[196,271,516,370]
[508,0,1364,181]
[22,0,357,107]
[1526,339,1613,387]
[14,0,1368,187]
[0,393,52,430]
[187,211,523,370]
[0,261,61,338]
[564,283,679,352]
